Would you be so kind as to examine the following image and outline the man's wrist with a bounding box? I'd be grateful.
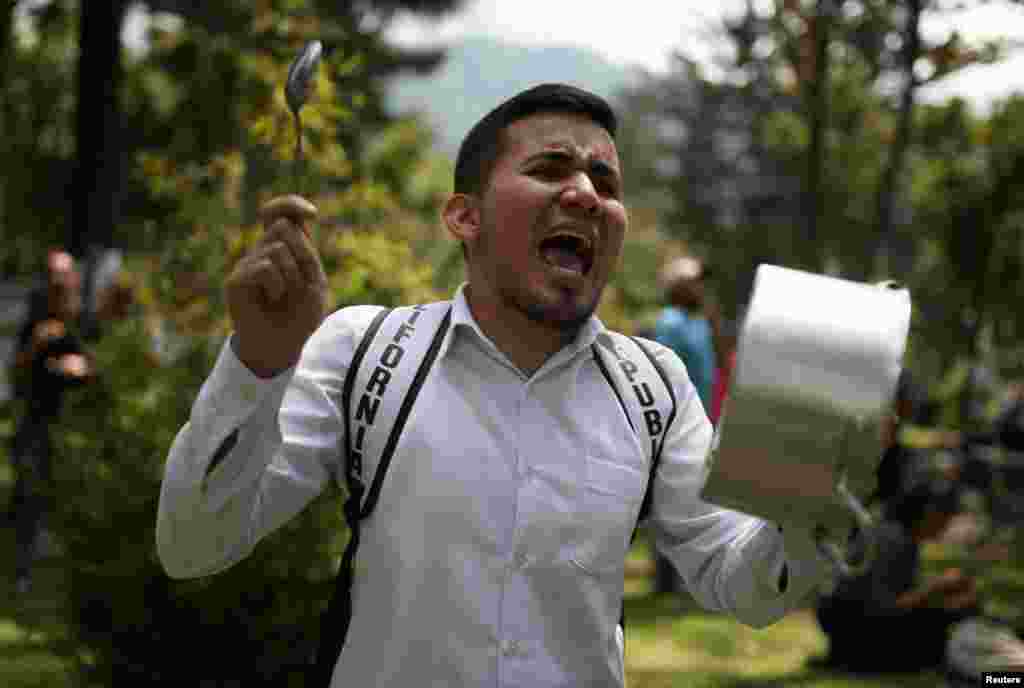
[229,335,294,379]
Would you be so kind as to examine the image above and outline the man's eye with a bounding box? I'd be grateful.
[532,164,567,179]
[530,163,620,197]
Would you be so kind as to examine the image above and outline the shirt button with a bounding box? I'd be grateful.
[515,552,530,568]
[501,639,523,656]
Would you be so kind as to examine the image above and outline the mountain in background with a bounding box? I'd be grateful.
[385,35,644,158]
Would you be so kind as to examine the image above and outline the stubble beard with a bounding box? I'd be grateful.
[478,223,602,336]
[510,285,599,336]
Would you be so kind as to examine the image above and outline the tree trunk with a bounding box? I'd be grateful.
[0,1,18,275]
[72,0,129,338]
[803,0,832,274]
[70,0,128,258]
[872,0,922,280]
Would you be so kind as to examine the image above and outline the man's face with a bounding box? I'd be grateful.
[469,112,628,333]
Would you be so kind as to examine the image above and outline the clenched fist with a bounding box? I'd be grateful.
[226,195,328,378]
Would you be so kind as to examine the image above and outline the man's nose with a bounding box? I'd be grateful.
[559,173,601,216]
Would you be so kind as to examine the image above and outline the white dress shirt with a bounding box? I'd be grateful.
[157,284,828,688]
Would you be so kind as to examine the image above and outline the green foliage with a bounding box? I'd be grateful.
[904,95,1024,385]
[613,1,1024,404]
[607,208,693,331]
[0,3,461,685]
[362,116,454,218]
[326,229,443,309]
[33,161,447,683]
[0,2,79,274]
[42,163,450,687]
[44,314,346,684]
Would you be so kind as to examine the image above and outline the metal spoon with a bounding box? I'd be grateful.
[285,40,324,188]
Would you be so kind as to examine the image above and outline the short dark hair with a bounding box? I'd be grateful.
[453,83,618,196]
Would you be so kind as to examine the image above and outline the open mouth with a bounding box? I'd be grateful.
[538,231,594,277]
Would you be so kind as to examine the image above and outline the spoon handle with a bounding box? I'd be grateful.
[293,110,305,194]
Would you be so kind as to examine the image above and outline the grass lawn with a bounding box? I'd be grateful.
[0,410,1019,687]
[622,545,946,688]
[1,446,76,688]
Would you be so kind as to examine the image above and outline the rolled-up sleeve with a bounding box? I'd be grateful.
[156,306,380,580]
[644,341,830,628]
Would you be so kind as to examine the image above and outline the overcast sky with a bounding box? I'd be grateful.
[386,0,1024,112]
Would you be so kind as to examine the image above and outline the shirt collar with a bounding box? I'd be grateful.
[437,283,607,374]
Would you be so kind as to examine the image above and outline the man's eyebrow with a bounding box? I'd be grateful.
[525,149,575,164]
[526,150,620,179]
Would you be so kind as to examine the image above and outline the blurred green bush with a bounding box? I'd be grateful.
[47,215,446,685]
[41,40,452,676]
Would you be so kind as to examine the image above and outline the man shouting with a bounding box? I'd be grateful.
[157,84,830,687]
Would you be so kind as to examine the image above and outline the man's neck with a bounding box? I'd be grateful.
[463,283,574,377]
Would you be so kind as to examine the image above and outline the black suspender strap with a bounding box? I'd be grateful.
[594,334,679,642]
[312,307,391,685]
[341,308,393,500]
[361,307,452,518]
[312,312,671,681]
[313,305,452,685]
[621,337,680,643]
[630,336,679,524]
[592,346,636,434]
[592,335,679,528]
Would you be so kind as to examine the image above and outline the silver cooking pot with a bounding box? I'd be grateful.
[700,264,912,576]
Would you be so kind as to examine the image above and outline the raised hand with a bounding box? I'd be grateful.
[45,353,92,379]
[225,195,327,378]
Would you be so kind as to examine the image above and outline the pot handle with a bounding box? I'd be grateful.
[816,475,877,577]
[817,282,905,577]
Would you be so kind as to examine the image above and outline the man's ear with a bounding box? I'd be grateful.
[442,193,481,251]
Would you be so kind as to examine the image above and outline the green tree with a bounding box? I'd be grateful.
[0,0,464,276]
[47,92,455,688]
[0,1,79,275]
[0,3,474,685]
[614,0,1021,310]
[908,96,1024,424]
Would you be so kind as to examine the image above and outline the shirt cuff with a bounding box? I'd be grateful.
[196,335,296,419]
[777,524,833,593]
[746,522,829,598]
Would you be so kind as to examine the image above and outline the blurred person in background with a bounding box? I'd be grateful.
[814,469,979,674]
[653,256,723,417]
[815,373,1024,677]
[650,256,725,595]
[873,370,963,509]
[79,246,124,341]
[7,249,95,593]
[816,450,1024,681]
